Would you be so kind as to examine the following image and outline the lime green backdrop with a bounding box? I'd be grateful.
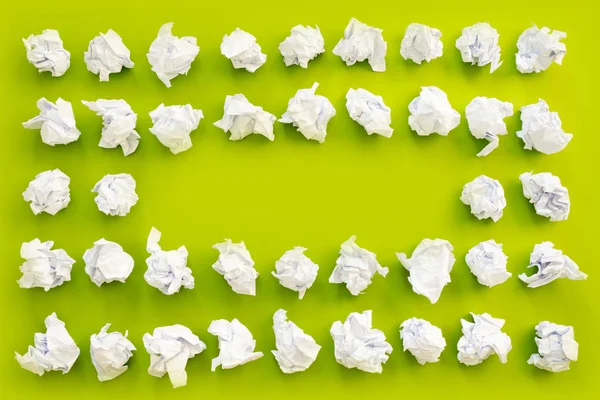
[0,0,598,398]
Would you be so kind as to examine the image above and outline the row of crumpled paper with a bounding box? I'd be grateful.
[23,168,574,230]
[16,311,578,385]
[22,90,574,157]
[18,230,587,302]
[25,22,566,79]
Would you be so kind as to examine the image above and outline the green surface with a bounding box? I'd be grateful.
[0,0,598,398]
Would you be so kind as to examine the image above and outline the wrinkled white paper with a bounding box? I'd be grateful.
[528,322,578,372]
[145,227,194,295]
[400,317,446,364]
[84,30,133,81]
[346,88,393,137]
[90,324,136,381]
[466,240,511,287]
[520,171,570,221]
[516,25,566,73]
[397,238,455,304]
[457,312,512,366]
[465,97,513,156]
[83,239,134,286]
[143,324,206,388]
[23,29,70,77]
[519,241,587,288]
[331,310,392,373]
[147,22,199,87]
[149,103,203,154]
[517,99,572,154]
[83,99,140,156]
[460,175,507,222]
[23,169,70,215]
[208,319,264,370]
[212,239,258,296]
[16,313,80,375]
[92,173,138,216]
[272,247,318,299]
[272,309,321,373]
[279,82,336,143]
[456,23,502,72]
[18,239,75,291]
[329,236,388,296]
[400,23,443,64]
[215,94,276,141]
[333,18,386,72]
[279,25,324,68]
[221,28,266,72]
[23,98,81,146]
[408,87,460,136]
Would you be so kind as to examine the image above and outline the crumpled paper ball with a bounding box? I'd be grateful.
[272,309,321,373]
[332,18,386,72]
[519,241,587,288]
[143,324,206,388]
[456,23,502,72]
[465,97,514,157]
[345,88,393,137]
[208,318,264,370]
[400,23,443,64]
[460,175,507,222]
[149,103,203,154]
[90,324,136,381]
[92,173,139,217]
[212,239,259,296]
[272,247,318,299]
[465,240,511,287]
[214,94,276,141]
[23,169,70,215]
[279,82,336,143]
[279,25,324,68]
[516,25,566,73]
[408,87,460,136]
[221,28,267,72]
[397,238,455,304]
[23,29,70,77]
[329,235,388,296]
[83,239,134,286]
[147,22,199,87]
[517,99,572,154]
[528,322,578,372]
[144,227,194,295]
[84,29,134,81]
[18,238,75,291]
[22,98,81,145]
[15,313,80,375]
[400,317,446,364]
[83,99,140,156]
[457,312,512,366]
[520,171,570,221]
[330,310,392,373]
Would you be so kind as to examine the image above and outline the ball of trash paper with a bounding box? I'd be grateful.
[460,175,507,222]
[23,29,70,77]
[400,23,443,64]
[23,169,70,215]
[279,25,324,68]
[84,29,134,81]
[516,25,566,73]
[221,28,267,72]
[456,22,502,72]
[332,18,387,72]
[92,173,139,217]
[408,87,460,136]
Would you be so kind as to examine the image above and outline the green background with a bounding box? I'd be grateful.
[0,0,598,398]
